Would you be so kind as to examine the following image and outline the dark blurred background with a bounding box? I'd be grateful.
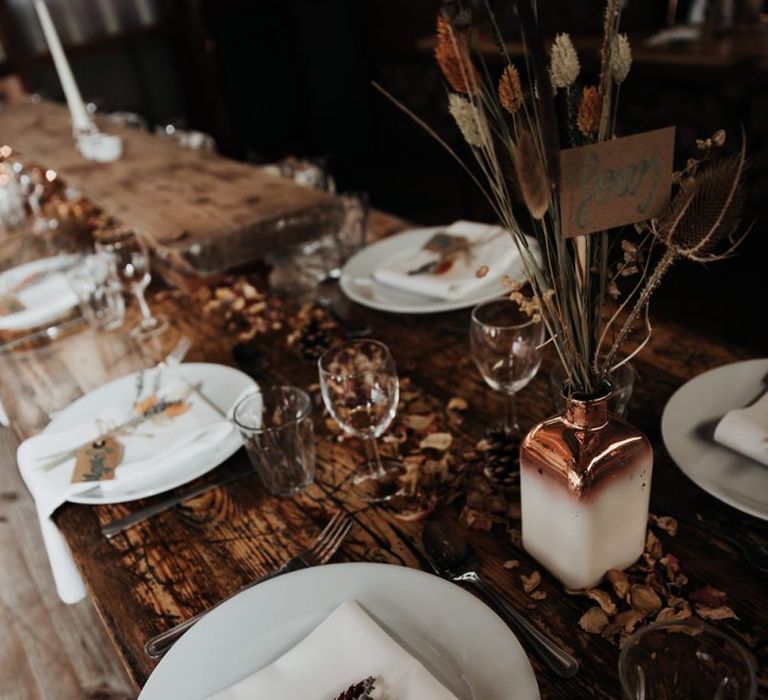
[0,0,766,351]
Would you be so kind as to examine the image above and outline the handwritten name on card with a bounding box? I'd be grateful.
[559,127,675,238]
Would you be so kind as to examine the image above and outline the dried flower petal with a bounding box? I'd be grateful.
[503,559,520,569]
[419,432,453,451]
[521,571,542,593]
[448,93,487,148]
[657,604,692,622]
[498,64,523,114]
[606,569,631,600]
[476,265,489,278]
[403,414,436,431]
[610,33,632,84]
[630,584,662,615]
[645,529,663,559]
[577,85,601,136]
[549,33,580,89]
[530,590,547,601]
[695,605,738,621]
[586,588,618,615]
[579,607,609,634]
[447,397,468,411]
[689,586,728,608]
[650,514,678,536]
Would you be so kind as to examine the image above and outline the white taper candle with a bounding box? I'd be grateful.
[33,0,92,132]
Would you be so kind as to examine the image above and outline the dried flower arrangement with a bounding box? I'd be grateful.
[377,0,750,393]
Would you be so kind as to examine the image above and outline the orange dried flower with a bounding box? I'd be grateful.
[577,85,601,136]
[498,64,523,114]
[435,14,480,94]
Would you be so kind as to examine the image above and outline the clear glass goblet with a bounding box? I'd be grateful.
[318,339,402,501]
[619,619,756,700]
[95,229,167,338]
[470,298,545,436]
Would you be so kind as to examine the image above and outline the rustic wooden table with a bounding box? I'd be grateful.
[0,207,766,699]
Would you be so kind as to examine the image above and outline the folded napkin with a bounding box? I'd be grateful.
[373,221,518,301]
[0,266,78,330]
[714,391,768,466]
[17,381,235,604]
[206,601,458,700]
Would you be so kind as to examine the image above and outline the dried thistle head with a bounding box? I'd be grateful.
[656,137,748,262]
[448,93,487,147]
[549,33,580,89]
[577,86,601,137]
[435,13,480,95]
[610,34,632,84]
[512,129,549,220]
[498,64,523,115]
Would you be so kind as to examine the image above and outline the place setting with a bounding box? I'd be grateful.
[2,1,768,699]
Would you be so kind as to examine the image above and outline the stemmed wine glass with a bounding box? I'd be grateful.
[95,229,167,338]
[318,339,403,501]
[470,298,545,436]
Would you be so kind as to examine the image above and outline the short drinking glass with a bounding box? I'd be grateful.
[318,339,402,500]
[233,387,315,496]
[619,619,756,699]
[470,298,545,436]
[66,254,125,331]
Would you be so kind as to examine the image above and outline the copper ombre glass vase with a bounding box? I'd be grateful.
[520,382,653,590]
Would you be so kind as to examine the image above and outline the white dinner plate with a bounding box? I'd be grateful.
[0,254,80,330]
[140,563,539,700]
[661,358,768,520]
[44,362,256,505]
[340,227,536,314]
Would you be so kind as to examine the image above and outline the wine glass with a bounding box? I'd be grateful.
[619,619,756,699]
[95,229,167,338]
[318,339,402,501]
[470,298,545,436]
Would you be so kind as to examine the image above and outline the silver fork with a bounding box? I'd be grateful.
[144,510,353,658]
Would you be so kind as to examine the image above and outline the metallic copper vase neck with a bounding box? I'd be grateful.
[562,382,612,430]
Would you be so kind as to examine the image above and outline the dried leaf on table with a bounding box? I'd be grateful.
[645,529,663,559]
[530,590,547,601]
[403,414,437,431]
[649,514,678,536]
[521,571,541,593]
[419,432,453,451]
[630,584,662,615]
[689,585,728,608]
[579,607,610,634]
[585,588,618,615]
[695,605,739,621]
[606,569,631,600]
[447,397,468,412]
[503,559,520,570]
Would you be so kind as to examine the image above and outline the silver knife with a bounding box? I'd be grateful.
[101,463,253,539]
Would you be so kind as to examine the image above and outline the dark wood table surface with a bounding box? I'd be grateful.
[0,212,766,699]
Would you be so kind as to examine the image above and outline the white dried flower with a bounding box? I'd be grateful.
[448,93,487,148]
[549,33,580,89]
[610,33,632,84]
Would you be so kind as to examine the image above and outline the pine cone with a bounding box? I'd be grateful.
[334,676,377,700]
[479,429,520,491]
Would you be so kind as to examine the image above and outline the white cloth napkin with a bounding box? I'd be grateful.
[17,381,235,604]
[206,600,458,700]
[0,259,79,331]
[373,221,517,301]
[714,392,768,466]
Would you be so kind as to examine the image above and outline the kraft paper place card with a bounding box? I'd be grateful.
[559,126,675,238]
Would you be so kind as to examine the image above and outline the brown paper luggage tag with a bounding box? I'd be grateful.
[71,437,124,483]
[0,294,26,316]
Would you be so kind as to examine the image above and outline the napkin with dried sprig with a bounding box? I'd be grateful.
[376,0,750,394]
